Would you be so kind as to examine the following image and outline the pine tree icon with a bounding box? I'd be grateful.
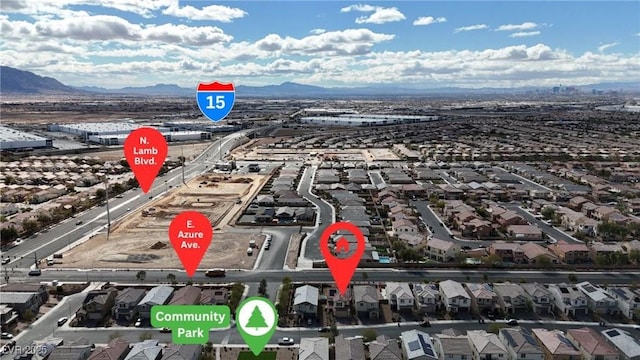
[246,305,268,330]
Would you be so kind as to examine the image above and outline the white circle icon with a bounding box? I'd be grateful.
[237,299,276,336]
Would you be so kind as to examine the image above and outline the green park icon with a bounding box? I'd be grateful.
[236,297,278,356]
[151,305,230,344]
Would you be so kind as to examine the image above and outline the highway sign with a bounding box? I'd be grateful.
[196,82,235,122]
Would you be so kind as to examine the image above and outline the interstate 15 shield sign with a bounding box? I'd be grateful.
[196,82,235,122]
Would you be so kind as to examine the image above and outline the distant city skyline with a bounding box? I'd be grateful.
[1,0,639,89]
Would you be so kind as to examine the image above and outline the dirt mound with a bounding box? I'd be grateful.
[150,241,168,250]
[230,177,253,183]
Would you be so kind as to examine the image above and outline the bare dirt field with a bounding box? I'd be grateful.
[363,148,400,161]
[60,172,271,270]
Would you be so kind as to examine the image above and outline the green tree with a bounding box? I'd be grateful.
[109,331,123,341]
[167,273,177,284]
[0,226,19,245]
[629,249,640,264]
[95,189,106,200]
[22,219,40,235]
[258,279,267,296]
[23,309,35,322]
[488,323,507,334]
[228,283,244,313]
[568,273,578,283]
[246,306,268,330]
[136,270,146,282]
[139,331,153,341]
[541,207,555,220]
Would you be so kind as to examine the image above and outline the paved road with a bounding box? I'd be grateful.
[253,227,304,271]
[11,268,640,286]
[297,166,334,261]
[504,204,581,244]
[0,132,248,273]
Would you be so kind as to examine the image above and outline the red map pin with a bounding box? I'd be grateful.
[124,127,168,193]
[169,211,213,277]
[320,221,365,296]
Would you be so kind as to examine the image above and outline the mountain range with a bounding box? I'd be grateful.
[2,66,639,97]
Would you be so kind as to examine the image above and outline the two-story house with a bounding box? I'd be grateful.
[521,283,553,315]
[531,328,581,360]
[489,242,525,263]
[493,283,529,315]
[113,288,146,322]
[412,283,441,314]
[433,334,473,360]
[0,283,49,305]
[567,328,619,360]
[0,292,40,319]
[600,328,640,360]
[293,285,319,319]
[386,282,414,312]
[547,283,589,316]
[168,286,201,306]
[549,242,590,264]
[499,327,543,360]
[353,285,380,319]
[335,335,365,360]
[468,330,508,360]
[466,283,499,313]
[401,330,438,360]
[326,287,352,318]
[77,288,117,322]
[576,282,619,315]
[136,286,174,320]
[425,238,460,262]
[608,287,640,320]
[439,280,471,313]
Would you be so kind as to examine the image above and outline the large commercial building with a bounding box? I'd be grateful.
[300,114,439,127]
[0,126,53,150]
[47,122,210,145]
[90,131,211,145]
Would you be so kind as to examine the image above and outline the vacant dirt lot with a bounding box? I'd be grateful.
[60,172,271,270]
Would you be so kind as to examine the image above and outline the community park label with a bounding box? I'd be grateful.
[151,305,230,344]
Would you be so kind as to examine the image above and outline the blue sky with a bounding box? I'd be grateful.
[1,1,638,88]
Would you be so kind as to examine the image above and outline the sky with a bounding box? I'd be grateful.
[1,0,639,89]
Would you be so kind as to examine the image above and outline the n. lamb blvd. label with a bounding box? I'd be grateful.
[169,211,213,277]
[151,305,230,344]
[123,127,168,193]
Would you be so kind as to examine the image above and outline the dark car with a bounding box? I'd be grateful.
[318,327,331,333]
[507,319,518,326]
[160,327,172,333]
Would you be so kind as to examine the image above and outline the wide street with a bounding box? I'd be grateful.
[0,132,248,272]
[297,166,334,261]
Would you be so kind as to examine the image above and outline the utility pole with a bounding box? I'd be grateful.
[218,136,222,161]
[34,252,38,268]
[181,146,186,186]
[104,176,111,239]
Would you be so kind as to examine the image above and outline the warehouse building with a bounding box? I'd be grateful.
[163,120,240,133]
[89,131,211,145]
[48,122,144,138]
[300,114,438,127]
[0,126,53,150]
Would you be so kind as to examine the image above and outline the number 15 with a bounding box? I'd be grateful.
[206,95,225,109]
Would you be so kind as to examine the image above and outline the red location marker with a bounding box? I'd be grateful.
[168,211,213,277]
[124,127,168,193]
[320,221,365,296]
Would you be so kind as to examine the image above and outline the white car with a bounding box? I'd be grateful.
[57,317,68,326]
[278,337,294,346]
[0,332,12,339]
[134,318,142,327]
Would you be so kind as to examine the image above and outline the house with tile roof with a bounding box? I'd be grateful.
[467,330,508,360]
[499,327,543,360]
[567,327,619,360]
[531,328,581,360]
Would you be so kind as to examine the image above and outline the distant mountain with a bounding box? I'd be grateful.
[0,66,83,94]
[2,66,639,97]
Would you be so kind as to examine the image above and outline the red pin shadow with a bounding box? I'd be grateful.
[320,221,365,296]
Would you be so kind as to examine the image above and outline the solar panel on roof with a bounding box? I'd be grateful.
[605,330,620,337]
[408,340,421,352]
[502,331,517,347]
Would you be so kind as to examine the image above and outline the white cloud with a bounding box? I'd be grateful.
[340,4,378,13]
[509,31,541,38]
[598,42,619,53]
[162,3,247,22]
[496,22,538,31]
[413,16,446,26]
[454,24,488,33]
[340,4,406,24]
[310,28,326,35]
[635,32,640,37]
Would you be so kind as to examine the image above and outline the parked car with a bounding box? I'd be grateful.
[75,221,83,225]
[1,257,10,265]
[318,327,331,333]
[0,332,12,339]
[160,327,172,333]
[57,317,68,326]
[28,269,42,276]
[278,338,294,346]
[134,318,142,327]
[506,319,518,326]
